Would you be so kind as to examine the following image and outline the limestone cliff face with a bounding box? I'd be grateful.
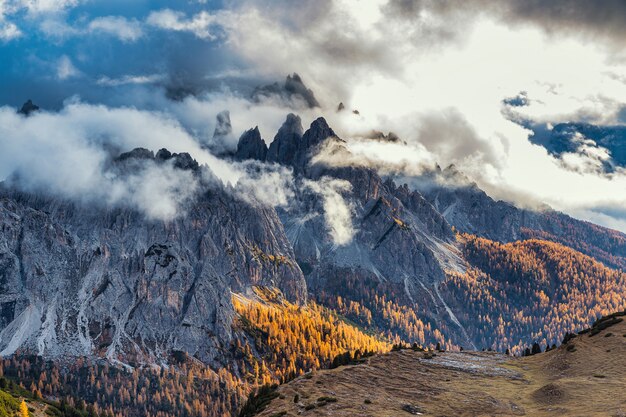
[0,151,305,366]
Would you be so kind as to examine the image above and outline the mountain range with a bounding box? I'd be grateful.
[1,111,625,416]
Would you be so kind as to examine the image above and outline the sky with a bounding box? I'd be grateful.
[2,0,626,231]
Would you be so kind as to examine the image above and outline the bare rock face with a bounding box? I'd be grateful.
[241,115,339,175]
[234,127,268,161]
[209,110,235,154]
[213,110,232,138]
[18,100,39,116]
[252,73,320,108]
[284,73,320,108]
[267,113,303,165]
[0,150,305,366]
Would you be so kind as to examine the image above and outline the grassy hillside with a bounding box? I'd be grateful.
[256,310,626,417]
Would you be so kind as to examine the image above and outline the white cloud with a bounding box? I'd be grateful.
[0,20,20,40]
[305,177,355,245]
[0,103,226,219]
[40,15,143,42]
[16,0,80,14]
[87,16,143,42]
[147,9,221,40]
[234,161,295,207]
[56,55,80,80]
[96,74,164,87]
[0,100,312,219]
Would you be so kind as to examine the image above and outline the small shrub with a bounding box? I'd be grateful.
[317,396,337,403]
[304,403,316,410]
[402,404,425,414]
[238,384,280,417]
[294,394,300,403]
[589,317,623,336]
[562,332,577,344]
[364,399,372,404]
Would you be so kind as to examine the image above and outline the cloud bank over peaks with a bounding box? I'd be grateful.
[0,101,293,220]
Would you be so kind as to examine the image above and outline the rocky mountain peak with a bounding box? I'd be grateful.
[252,74,319,109]
[280,113,304,137]
[235,127,268,161]
[303,117,335,145]
[267,113,304,165]
[213,110,232,138]
[116,147,200,171]
[17,99,40,116]
[284,73,320,108]
[293,117,341,172]
[116,147,155,161]
[208,110,235,155]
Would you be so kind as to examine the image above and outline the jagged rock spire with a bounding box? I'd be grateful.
[18,99,39,116]
[235,127,268,161]
[267,113,304,165]
[213,110,232,138]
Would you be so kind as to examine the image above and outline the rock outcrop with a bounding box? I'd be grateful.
[267,113,304,165]
[17,100,39,116]
[252,73,320,108]
[234,127,268,161]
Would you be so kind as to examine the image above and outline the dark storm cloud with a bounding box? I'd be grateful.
[384,0,626,47]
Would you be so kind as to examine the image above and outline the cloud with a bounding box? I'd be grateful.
[0,21,20,40]
[147,9,221,40]
[0,99,324,220]
[234,161,295,207]
[304,177,355,245]
[0,0,81,42]
[14,0,80,14]
[87,16,143,42]
[39,15,143,42]
[384,0,626,50]
[96,74,165,87]
[0,102,247,219]
[56,55,80,80]
[312,134,436,177]
[558,138,614,175]
[411,109,501,169]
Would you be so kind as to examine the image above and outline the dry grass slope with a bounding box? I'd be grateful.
[257,312,626,417]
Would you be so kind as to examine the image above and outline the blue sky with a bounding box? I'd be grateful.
[0,0,252,108]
